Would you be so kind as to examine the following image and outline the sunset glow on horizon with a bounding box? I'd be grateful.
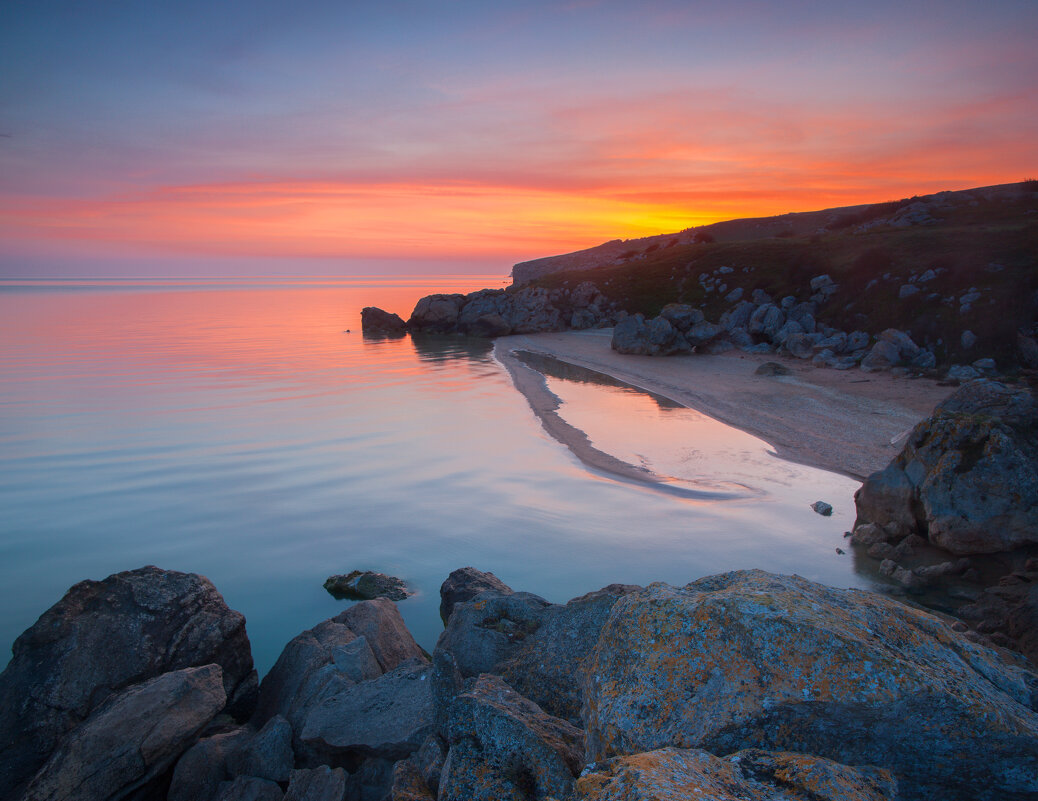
[2,0,1036,276]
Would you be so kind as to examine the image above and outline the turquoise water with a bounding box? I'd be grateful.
[0,277,873,675]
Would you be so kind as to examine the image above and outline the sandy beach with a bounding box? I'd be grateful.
[495,329,957,480]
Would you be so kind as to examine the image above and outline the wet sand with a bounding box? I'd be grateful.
[494,329,956,480]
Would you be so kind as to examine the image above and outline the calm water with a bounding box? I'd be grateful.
[0,277,874,675]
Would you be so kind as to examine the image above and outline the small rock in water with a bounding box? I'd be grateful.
[754,361,791,376]
[811,500,834,516]
[324,570,412,601]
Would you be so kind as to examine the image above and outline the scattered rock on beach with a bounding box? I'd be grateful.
[323,570,412,601]
[811,500,833,516]
[754,361,791,376]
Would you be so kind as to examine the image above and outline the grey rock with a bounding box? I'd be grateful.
[918,269,937,283]
[845,330,869,351]
[754,362,791,376]
[439,567,513,625]
[772,319,804,346]
[231,715,294,784]
[284,766,347,801]
[785,332,818,359]
[960,290,982,305]
[611,315,690,357]
[301,659,434,761]
[569,309,597,330]
[413,734,446,793]
[726,327,753,348]
[570,281,602,308]
[169,727,251,801]
[811,501,833,516]
[899,284,920,299]
[860,340,901,371]
[779,295,796,310]
[812,349,839,368]
[814,332,848,353]
[684,321,721,348]
[468,313,512,337]
[972,357,997,374]
[720,301,754,331]
[0,566,256,798]
[748,304,784,339]
[751,289,772,305]
[658,303,703,332]
[344,757,395,801]
[702,338,735,354]
[961,330,978,349]
[440,674,583,801]
[216,776,285,801]
[1019,332,1038,368]
[254,599,426,735]
[910,350,937,370]
[740,342,774,355]
[582,571,1038,801]
[360,307,407,336]
[23,665,226,801]
[724,287,743,303]
[387,759,434,801]
[809,274,835,292]
[855,380,1038,554]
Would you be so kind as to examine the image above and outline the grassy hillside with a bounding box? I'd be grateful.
[530,183,1038,368]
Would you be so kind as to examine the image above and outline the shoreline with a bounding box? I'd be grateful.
[494,329,957,480]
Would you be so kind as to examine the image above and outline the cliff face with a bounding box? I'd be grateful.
[511,239,630,285]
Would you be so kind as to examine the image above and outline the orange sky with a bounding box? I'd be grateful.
[1,1,1036,275]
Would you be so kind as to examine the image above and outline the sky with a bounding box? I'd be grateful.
[1,0,1036,277]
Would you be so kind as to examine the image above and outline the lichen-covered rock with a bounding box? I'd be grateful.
[582,570,1038,801]
[439,674,583,801]
[387,760,435,801]
[23,665,226,801]
[360,307,407,336]
[439,567,513,625]
[854,379,1038,554]
[574,747,896,801]
[254,599,426,738]
[301,659,434,761]
[0,566,257,798]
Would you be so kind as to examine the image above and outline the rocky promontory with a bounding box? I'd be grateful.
[3,564,1038,801]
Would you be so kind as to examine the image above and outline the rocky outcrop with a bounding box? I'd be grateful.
[854,379,1038,554]
[0,566,257,799]
[7,565,1038,801]
[582,570,1038,801]
[574,747,897,801]
[360,307,407,336]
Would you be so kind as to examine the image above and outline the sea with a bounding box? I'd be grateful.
[0,276,877,675]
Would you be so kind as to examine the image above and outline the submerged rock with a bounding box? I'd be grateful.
[810,500,833,516]
[324,570,412,601]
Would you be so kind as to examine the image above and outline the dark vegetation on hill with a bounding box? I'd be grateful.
[526,183,1038,369]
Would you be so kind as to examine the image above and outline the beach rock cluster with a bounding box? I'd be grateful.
[5,564,1038,800]
[362,281,621,339]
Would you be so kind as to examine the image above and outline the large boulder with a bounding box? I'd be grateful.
[658,303,703,332]
[0,566,257,798]
[748,303,784,340]
[438,674,583,801]
[407,294,466,332]
[360,307,407,336]
[574,747,896,801]
[300,659,434,762]
[507,287,565,334]
[439,567,513,625]
[854,380,1038,554]
[22,665,226,801]
[582,570,1038,801]
[254,599,427,738]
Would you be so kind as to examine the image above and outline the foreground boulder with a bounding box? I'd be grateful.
[23,665,226,801]
[0,566,257,799]
[854,379,1038,553]
[582,570,1038,801]
[574,747,897,801]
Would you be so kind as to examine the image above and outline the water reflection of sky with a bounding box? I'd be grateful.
[0,278,875,676]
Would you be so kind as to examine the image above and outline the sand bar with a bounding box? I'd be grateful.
[495,329,957,480]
